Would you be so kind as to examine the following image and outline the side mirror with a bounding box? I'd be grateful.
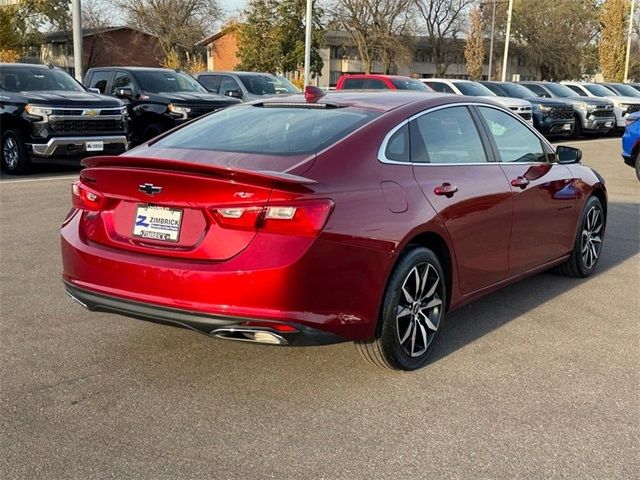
[87,87,101,94]
[225,89,242,99]
[115,87,133,98]
[556,145,582,164]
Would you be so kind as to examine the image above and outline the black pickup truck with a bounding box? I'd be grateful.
[0,63,129,174]
[83,67,240,145]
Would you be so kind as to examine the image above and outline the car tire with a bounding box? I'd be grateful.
[141,123,164,143]
[635,152,639,182]
[571,114,582,139]
[355,246,447,371]
[554,196,605,278]
[1,128,31,175]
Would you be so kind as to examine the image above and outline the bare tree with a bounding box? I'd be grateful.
[329,0,415,74]
[414,0,474,77]
[82,0,113,68]
[116,0,221,64]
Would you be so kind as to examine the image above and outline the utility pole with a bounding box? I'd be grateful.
[303,0,312,87]
[501,0,514,82]
[72,0,83,81]
[624,0,636,83]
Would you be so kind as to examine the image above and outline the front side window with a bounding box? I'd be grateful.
[411,106,488,164]
[198,75,221,93]
[478,106,546,163]
[219,75,241,96]
[566,85,587,96]
[155,105,380,156]
[237,74,299,95]
[0,66,84,92]
[89,71,112,93]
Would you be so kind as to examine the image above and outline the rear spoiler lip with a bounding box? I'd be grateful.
[80,155,318,187]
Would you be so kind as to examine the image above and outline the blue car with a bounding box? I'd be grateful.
[622,111,640,180]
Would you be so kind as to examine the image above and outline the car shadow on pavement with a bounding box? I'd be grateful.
[428,199,639,364]
[107,200,639,385]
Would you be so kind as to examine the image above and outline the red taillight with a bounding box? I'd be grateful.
[210,199,333,237]
[243,321,298,333]
[71,181,104,211]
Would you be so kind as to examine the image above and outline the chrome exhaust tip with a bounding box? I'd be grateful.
[66,290,88,309]
[210,327,288,345]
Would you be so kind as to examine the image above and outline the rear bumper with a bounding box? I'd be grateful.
[28,135,128,157]
[61,210,391,341]
[64,282,345,346]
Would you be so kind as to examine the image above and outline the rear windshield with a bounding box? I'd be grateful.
[237,74,300,95]
[155,105,380,155]
[0,66,84,92]
[390,78,431,91]
[455,82,494,96]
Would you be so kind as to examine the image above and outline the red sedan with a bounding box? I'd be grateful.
[61,89,607,370]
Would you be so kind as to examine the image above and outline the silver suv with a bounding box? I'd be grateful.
[194,71,300,102]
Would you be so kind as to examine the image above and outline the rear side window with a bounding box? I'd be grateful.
[384,124,410,162]
[411,106,488,164]
[155,105,380,156]
[88,71,112,93]
[478,106,546,163]
[341,78,366,89]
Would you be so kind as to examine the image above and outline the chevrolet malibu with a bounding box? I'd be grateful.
[61,89,607,370]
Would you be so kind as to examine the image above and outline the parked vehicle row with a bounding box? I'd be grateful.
[1,63,301,174]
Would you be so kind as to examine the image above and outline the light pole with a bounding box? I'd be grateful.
[303,0,312,87]
[481,0,509,81]
[624,0,636,83]
[72,0,83,81]
[501,0,514,82]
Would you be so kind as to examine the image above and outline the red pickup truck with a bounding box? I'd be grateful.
[335,74,433,92]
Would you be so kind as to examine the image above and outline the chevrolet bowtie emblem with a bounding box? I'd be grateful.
[84,109,99,117]
[138,183,162,196]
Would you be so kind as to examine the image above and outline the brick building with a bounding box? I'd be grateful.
[39,27,163,76]
[197,25,240,72]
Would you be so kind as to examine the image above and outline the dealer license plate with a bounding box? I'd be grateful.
[605,121,613,128]
[562,123,571,131]
[133,205,183,242]
[86,141,104,152]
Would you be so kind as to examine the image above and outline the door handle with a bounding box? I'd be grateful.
[511,176,530,188]
[434,183,458,197]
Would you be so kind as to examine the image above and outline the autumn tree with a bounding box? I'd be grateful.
[237,0,324,77]
[599,0,631,82]
[464,6,484,79]
[415,0,475,77]
[329,0,414,74]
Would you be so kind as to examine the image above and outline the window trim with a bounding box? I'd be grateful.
[378,102,555,166]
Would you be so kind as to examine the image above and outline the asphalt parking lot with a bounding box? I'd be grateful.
[0,138,638,479]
